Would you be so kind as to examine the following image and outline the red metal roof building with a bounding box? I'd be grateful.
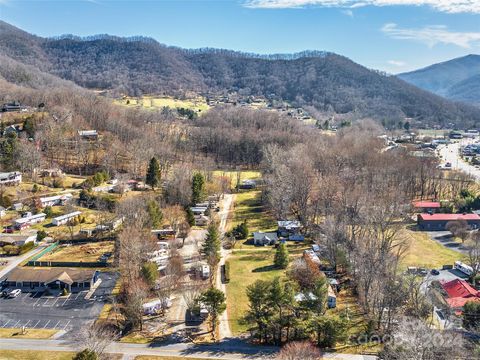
[413,201,441,209]
[417,213,480,230]
[440,279,480,310]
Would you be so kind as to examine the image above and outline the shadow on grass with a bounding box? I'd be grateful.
[252,264,277,273]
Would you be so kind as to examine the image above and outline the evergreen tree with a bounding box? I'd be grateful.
[191,172,206,204]
[274,243,289,269]
[73,349,98,360]
[147,200,163,228]
[146,157,161,190]
[186,207,195,227]
[202,223,221,265]
[141,262,159,286]
[199,287,226,337]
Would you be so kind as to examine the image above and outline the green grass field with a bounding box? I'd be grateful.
[226,242,308,334]
[400,229,464,269]
[231,190,276,232]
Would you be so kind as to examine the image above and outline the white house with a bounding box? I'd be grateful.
[0,233,36,246]
[190,206,208,215]
[52,211,82,226]
[278,220,302,237]
[39,193,73,208]
[0,172,22,186]
[13,213,46,230]
[253,232,278,246]
[78,130,98,139]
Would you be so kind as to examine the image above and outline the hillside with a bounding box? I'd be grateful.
[2,20,480,126]
[399,55,480,106]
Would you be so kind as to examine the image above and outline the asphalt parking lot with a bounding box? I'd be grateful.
[0,272,118,336]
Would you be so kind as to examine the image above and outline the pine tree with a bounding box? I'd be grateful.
[202,223,221,264]
[191,172,206,204]
[200,287,226,337]
[147,200,163,228]
[274,243,289,269]
[146,157,160,190]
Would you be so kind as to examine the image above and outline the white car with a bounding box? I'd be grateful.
[7,289,21,298]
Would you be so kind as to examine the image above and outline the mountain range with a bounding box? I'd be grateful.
[399,55,480,106]
[1,20,480,127]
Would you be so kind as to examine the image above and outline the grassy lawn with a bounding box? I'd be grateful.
[39,241,114,263]
[211,170,261,188]
[0,350,74,360]
[226,244,307,334]
[116,96,209,113]
[231,190,276,232]
[135,357,209,360]
[400,229,465,269]
[0,328,58,339]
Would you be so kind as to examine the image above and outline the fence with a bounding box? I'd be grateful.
[58,235,117,245]
[29,242,59,262]
[27,260,110,268]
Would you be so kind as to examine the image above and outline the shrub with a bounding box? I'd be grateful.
[32,183,39,193]
[61,288,69,296]
[19,242,35,254]
[224,261,230,283]
[73,349,98,360]
[44,206,53,218]
[36,230,48,242]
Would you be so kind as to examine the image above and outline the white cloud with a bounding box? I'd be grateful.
[341,9,354,17]
[243,1,480,14]
[387,60,406,66]
[381,23,480,48]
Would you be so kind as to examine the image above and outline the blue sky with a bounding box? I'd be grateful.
[0,0,479,73]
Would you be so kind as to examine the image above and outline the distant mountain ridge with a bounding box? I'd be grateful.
[2,20,480,127]
[399,55,480,106]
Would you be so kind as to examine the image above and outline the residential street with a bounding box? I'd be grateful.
[0,338,378,359]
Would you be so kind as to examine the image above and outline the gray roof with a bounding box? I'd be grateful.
[253,232,278,242]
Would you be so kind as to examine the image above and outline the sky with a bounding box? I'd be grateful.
[0,0,479,73]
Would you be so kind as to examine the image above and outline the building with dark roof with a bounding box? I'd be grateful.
[417,213,480,231]
[0,267,98,292]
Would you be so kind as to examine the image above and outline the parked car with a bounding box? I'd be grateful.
[1,288,11,297]
[3,226,14,234]
[418,268,428,276]
[7,289,21,298]
[431,269,440,276]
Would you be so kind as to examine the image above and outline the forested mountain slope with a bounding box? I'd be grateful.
[1,20,480,126]
[399,55,480,106]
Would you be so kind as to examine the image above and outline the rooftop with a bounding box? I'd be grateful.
[413,201,441,208]
[1,267,95,285]
[418,213,480,221]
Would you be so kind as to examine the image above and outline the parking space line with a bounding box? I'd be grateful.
[3,320,11,328]
[33,296,42,306]
[24,320,31,328]
[53,320,61,329]
[13,320,21,328]
[43,320,51,328]
[61,295,71,306]
[33,320,40,328]
[63,320,71,330]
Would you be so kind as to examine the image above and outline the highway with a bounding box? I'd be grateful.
[438,138,480,181]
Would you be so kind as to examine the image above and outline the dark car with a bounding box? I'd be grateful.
[1,288,11,297]
[431,269,440,276]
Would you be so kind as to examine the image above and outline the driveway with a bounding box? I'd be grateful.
[216,194,234,339]
[0,244,47,279]
[427,231,469,254]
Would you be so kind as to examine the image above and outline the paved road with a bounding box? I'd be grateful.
[0,244,47,279]
[216,194,234,340]
[0,338,377,359]
[438,139,480,180]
